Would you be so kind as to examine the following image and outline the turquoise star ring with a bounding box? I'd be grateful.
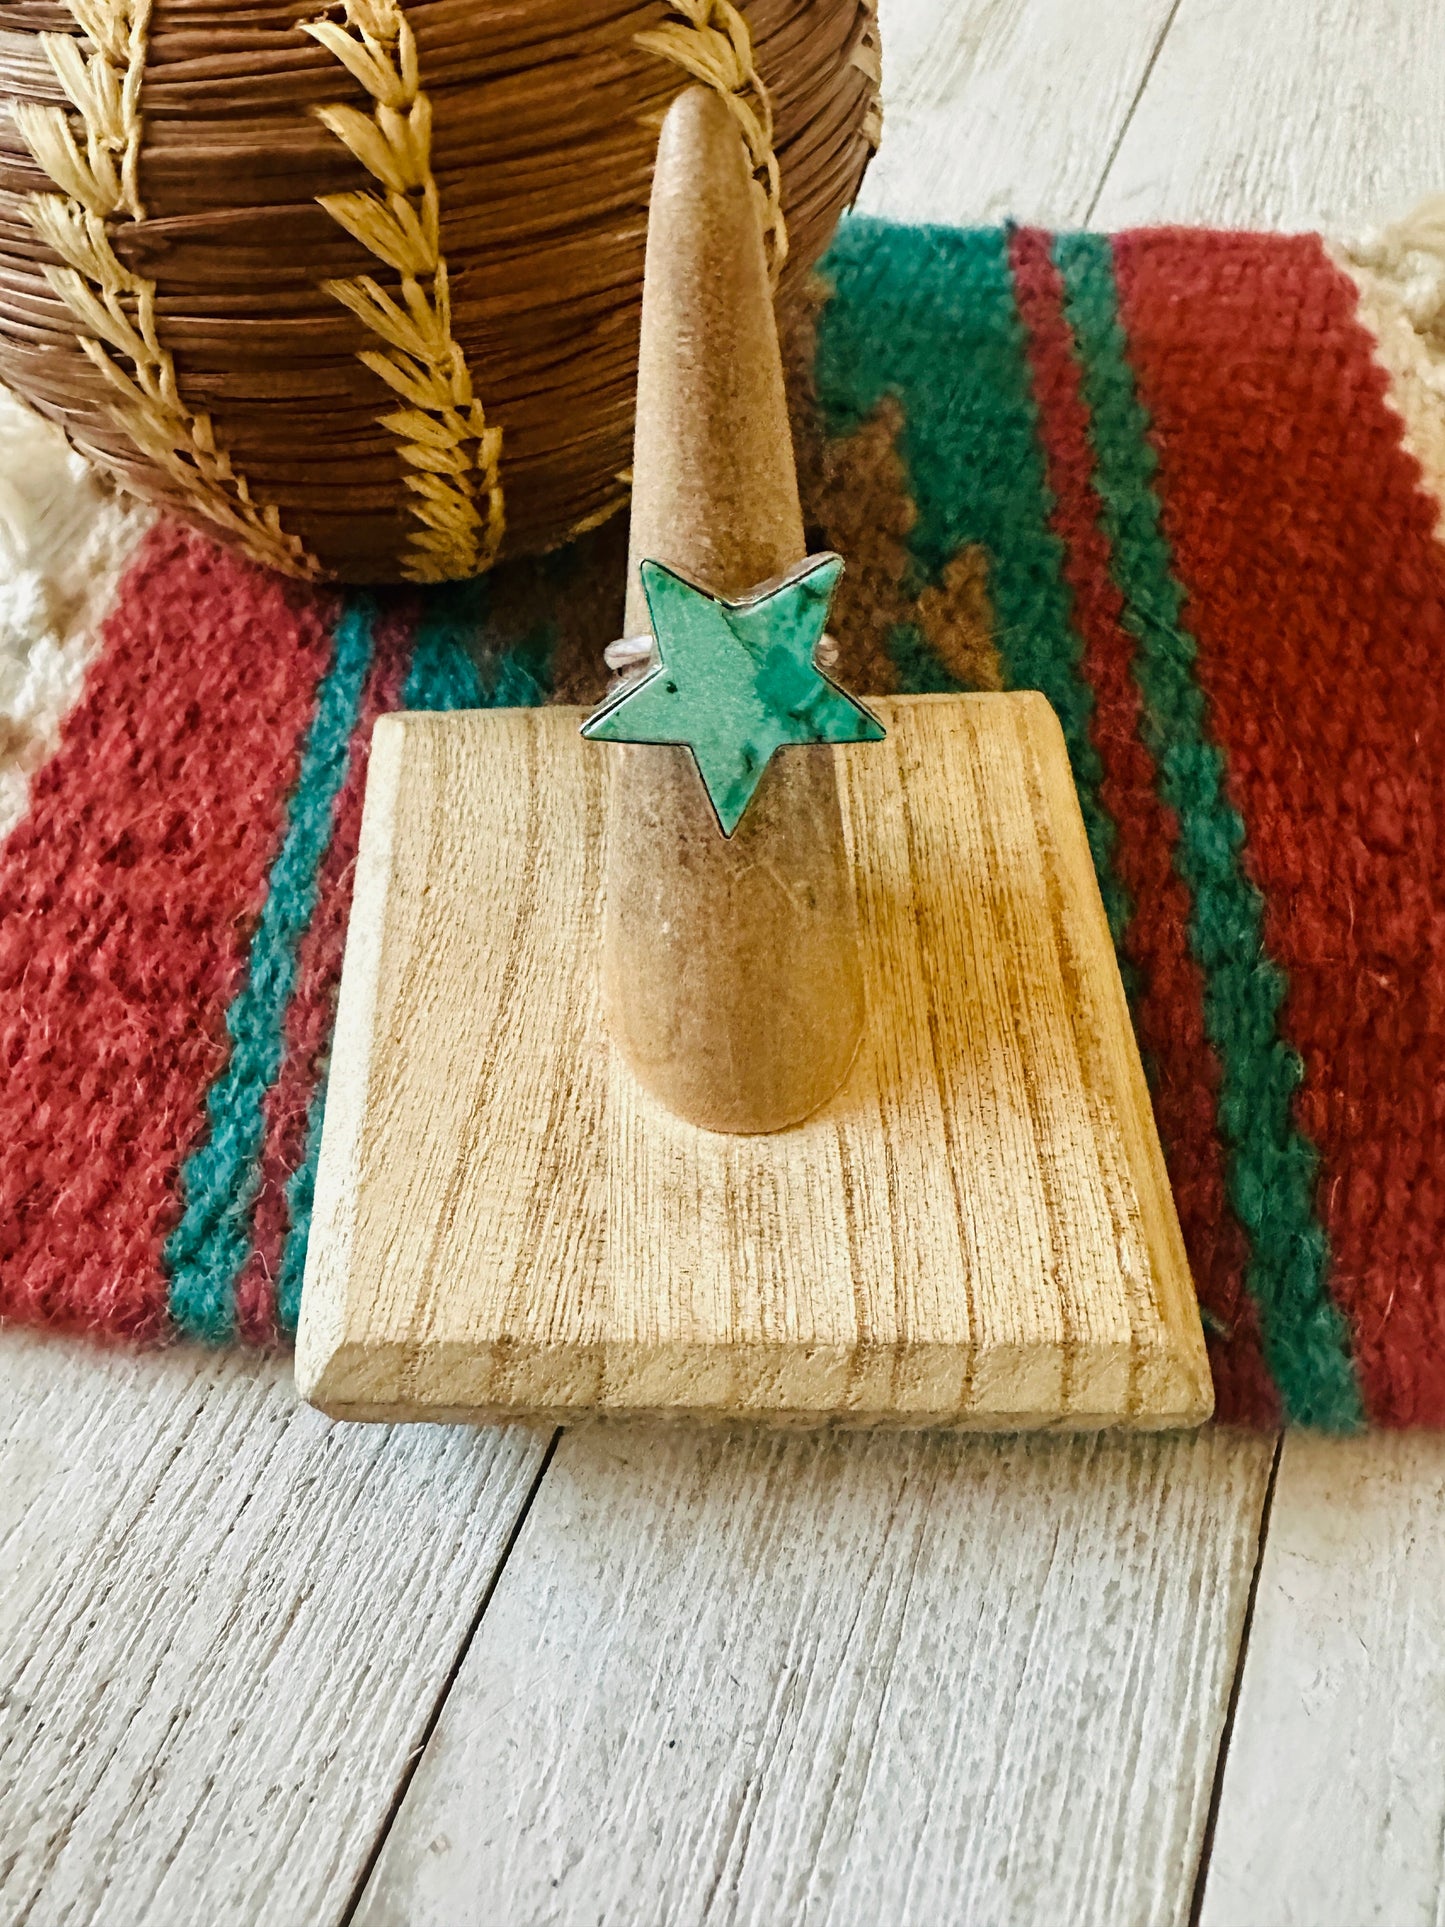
[582,553,886,837]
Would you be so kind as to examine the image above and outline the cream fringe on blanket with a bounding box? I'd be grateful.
[1334,198,1445,529]
[0,386,151,842]
[0,202,1443,840]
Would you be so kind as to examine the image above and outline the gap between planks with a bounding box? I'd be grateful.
[337,1432,563,1927]
[0,1329,555,1927]
[1082,0,1186,227]
[856,0,1183,228]
[1187,1431,1284,1927]
[350,1422,1276,1927]
[1092,0,1445,231]
[1197,1432,1445,1927]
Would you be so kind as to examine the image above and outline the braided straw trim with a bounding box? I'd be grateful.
[849,0,883,154]
[302,0,503,583]
[635,1,788,285]
[12,0,318,578]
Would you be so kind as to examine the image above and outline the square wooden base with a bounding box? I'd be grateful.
[296,694,1212,1430]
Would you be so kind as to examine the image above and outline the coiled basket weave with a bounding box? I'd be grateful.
[0,0,880,582]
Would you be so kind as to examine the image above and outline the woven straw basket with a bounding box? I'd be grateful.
[0,1,881,583]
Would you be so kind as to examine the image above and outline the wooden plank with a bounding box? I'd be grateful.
[0,1329,551,1927]
[352,1422,1273,1927]
[1093,0,1445,231]
[298,697,1209,1429]
[856,0,1181,227]
[1198,1433,1445,1927]
[1093,4,1445,1918]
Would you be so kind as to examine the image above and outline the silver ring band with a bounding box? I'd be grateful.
[604,631,841,677]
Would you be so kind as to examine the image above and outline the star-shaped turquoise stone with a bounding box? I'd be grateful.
[581,553,885,835]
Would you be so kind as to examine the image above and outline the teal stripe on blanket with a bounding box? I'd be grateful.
[167,597,378,1343]
[276,580,552,1336]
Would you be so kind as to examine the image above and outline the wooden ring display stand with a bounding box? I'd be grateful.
[295,90,1213,1432]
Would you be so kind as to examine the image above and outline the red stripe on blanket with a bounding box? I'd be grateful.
[233,609,412,1346]
[1114,230,1445,1425]
[0,526,336,1341]
[1009,227,1279,1425]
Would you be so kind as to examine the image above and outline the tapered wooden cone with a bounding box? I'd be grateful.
[600,86,866,1134]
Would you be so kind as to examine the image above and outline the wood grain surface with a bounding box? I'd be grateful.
[298,695,1209,1428]
[855,0,1179,227]
[0,1330,552,1927]
[1093,0,1445,230]
[1199,1432,1445,1927]
[352,1421,1273,1927]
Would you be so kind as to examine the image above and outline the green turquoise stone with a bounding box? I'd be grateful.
[582,554,885,835]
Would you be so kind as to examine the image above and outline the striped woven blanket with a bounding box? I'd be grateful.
[4,215,1444,1429]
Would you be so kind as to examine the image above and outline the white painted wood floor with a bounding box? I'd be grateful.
[5,4,1445,1922]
